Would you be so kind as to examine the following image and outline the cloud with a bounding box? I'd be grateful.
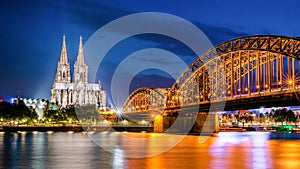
[193,22,249,45]
[107,21,250,60]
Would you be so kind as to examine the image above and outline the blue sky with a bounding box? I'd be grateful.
[1,0,300,102]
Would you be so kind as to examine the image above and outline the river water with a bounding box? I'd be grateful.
[0,131,299,169]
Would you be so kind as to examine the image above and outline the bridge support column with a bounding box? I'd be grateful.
[153,115,164,133]
[154,113,219,134]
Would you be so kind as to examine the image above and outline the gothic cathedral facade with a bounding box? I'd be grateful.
[50,35,106,108]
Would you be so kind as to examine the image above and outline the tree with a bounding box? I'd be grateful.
[0,100,38,124]
[237,110,253,127]
[273,108,296,125]
[0,101,13,120]
[43,109,62,122]
[75,104,99,123]
[61,106,78,122]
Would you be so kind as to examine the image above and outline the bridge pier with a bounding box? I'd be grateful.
[154,113,219,134]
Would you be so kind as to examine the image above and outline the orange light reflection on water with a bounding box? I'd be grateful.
[126,132,300,169]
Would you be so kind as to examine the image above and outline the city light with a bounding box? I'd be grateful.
[140,120,147,125]
[103,120,108,126]
[264,84,269,88]
[3,1,300,167]
[10,98,14,104]
[122,120,128,125]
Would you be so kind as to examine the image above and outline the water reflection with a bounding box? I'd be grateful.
[208,132,269,168]
[0,132,114,169]
[113,147,125,168]
[0,132,300,168]
[251,133,269,169]
[90,132,186,158]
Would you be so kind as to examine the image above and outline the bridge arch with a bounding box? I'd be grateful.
[167,35,300,107]
[123,35,300,112]
[122,87,169,113]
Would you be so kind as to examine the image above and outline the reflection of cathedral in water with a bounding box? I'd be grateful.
[50,35,106,108]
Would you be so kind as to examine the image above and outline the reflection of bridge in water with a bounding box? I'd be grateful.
[122,35,300,133]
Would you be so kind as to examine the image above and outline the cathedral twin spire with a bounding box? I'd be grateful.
[55,35,87,84]
[60,35,68,63]
[76,36,85,65]
[74,36,88,83]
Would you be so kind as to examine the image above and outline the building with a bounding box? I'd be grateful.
[23,98,48,119]
[50,35,106,108]
[10,97,48,119]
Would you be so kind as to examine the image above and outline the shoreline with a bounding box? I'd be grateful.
[0,126,154,133]
[0,126,215,135]
[1,126,298,135]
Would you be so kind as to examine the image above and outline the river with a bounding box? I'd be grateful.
[0,131,299,169]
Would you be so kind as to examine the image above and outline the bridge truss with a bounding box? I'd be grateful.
[123,35,300,114]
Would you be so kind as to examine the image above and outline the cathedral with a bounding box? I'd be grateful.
[50,35,106,108]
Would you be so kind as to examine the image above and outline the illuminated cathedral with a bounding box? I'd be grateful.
[50,35,106,108]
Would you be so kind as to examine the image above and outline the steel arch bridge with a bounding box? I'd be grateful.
[123,87,168,113]
[123,35,300,114]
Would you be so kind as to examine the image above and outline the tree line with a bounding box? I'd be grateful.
[0,100,100,125]
[222,108,298,126]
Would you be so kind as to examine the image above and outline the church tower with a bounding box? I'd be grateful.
[51,35,106,108]
[73,36,88,84]
[54,35,71,83]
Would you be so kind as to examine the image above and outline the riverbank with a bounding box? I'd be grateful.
[1,125,294,134]
[0,126,154,133]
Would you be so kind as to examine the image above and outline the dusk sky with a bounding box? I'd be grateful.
[1,0,300,103]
